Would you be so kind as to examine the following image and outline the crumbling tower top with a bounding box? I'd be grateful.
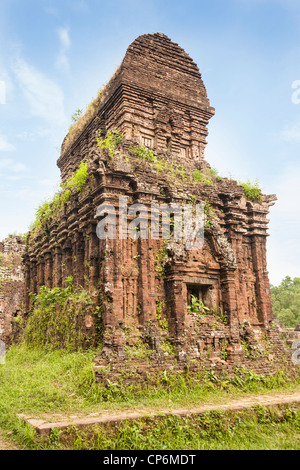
[122,32,213,110]
[58,32,215,180]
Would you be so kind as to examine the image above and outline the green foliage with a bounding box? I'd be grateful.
[129,145,186,182]
[71,109,82,122]
[71,108,83,123]
[203,200,215,228]
[31,201,52,230]
[155,159,186,181]
[192,169,216,186]
[156,300,169,331]
[210,306,228,324]
[0,343,299,450]
[124,340,152,361]
[62,160,89,193]
[271,276,300,328]
[155,244,169,278]
[96,128,124,157]
[129,145,156,162]
[25,276,98,351]
[29,160,89,233]
[239,179,262,202]
[208,167,219,177]
[191,169,204,182]
[187,295,210,316]
[62,85,108,153]
[63,402,300,450]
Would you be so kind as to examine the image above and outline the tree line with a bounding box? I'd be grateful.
[271,276,300,328]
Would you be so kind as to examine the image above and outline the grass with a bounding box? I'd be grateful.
[239,179,262,202]
[0,344,299,449]
[63,404,300,450]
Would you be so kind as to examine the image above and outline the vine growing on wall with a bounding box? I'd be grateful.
[25,276,101,351]
[96,128,124,157]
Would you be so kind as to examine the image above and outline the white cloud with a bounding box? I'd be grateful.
[267,164,300,284]
[0,134,15,152]
[0,79,6,104]
[280,121,300,143]
[17,128,50,142]
[73,1,90,13]
[44,6,59,16]
[234,0,300,8]
[0,159,12,169]
[56,27,71,73]
[0,158,27,173]
[6,175,23,181]
[11,162,27,172]
[12,56,67,128]
[58,27,71,49]
[39,178,56,187]
[272,164,300,215]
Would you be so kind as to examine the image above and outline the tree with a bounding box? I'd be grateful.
[271,276,300,328]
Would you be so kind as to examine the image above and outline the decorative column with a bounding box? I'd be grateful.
[37,256,45,290]
[88,229,100,292]
[44,251,53,289]
[53,246,63,287]
[220,267,242,361]
[251,235,273,326]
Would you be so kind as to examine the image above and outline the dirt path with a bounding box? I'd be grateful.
[17,390,300,437]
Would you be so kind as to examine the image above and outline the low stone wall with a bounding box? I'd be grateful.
[94,322,297,388]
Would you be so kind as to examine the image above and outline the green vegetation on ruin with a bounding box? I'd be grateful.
[127,142,187,182]
[96,128,124,157]
[62,403,300,450]
[191,168,221,186]
[24,276,100,351]
[95,131,223,188]
[239,179,262,202]
[1,273,300,449]
[187,294,210,315]
[94,128,265,207]
[28,160,89,237]
[61,67,120,155]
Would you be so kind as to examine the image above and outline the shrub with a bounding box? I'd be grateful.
[192,169,204,182]
[29,160,89,233]
[71,108,83,123]
[239,180,262,202]
[62,160,88,193]
[96,128,124,157]
[187,295,210,315]
[25,276,99,351]
[129,145,156,162]
[192,169,214,186]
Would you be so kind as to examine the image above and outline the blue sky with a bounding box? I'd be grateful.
[0,0,300,285]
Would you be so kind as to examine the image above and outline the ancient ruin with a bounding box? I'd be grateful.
[17,33,294,378]
[0,236,25,346]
